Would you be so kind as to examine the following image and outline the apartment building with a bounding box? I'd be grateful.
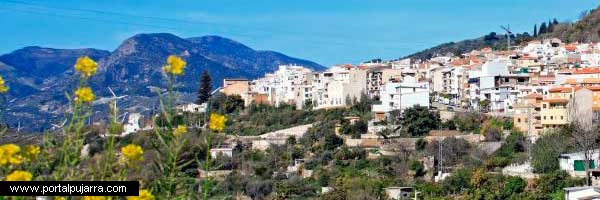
[431,66,464,105]
[540,87,573,131]
[372,76,429,121]
[468,60,530,112]
[246,65,313,109]
[312,65,367,109]
[513,93,543,138]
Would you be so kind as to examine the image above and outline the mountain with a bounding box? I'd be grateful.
[0,33,325,132]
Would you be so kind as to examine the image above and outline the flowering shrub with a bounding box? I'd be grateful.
[0,76,8,93]
[5,170,32,181]
[0,55,232,199]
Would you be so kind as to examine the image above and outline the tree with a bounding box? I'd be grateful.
[532,171,584,198]
[454,112,484,132]
[196,70,212,105]
[479,99,490,112]
[504,176,526,195]
[415,138,428,151]
[548,20,554,32]
[210,93,244,114]
[400,106,441,136]
[484,32,498,42]
[533,24,538,37]
[567,94,599,186]
[531,130,570,173]
[539,22,548,35]
[427,137,471,166]
[441,168,472,195]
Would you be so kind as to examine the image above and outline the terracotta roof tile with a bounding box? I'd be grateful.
[574,68,600,74]
[548,87,574,93]
[542,98,569,103]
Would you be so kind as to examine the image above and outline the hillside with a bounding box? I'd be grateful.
[403,33,532,60]
[542,7,600,42]
[404,5,600,60]
[0,33,325,132]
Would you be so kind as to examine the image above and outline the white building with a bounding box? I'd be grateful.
[248,65,314,109]
[312,65,367,109]
[468,59,529,112]
[431,66,464,105]
[559,150,600,177]
[122,113,142,136]
[372,76,429,120]
[178,103,206,113]
[210,146,234,158]
[564,186,600,200]
[384,187,413,200]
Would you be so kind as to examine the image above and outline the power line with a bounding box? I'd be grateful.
[1,6,180,30]
[0,0,435,56]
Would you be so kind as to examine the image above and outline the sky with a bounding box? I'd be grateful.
[0,0,598,66]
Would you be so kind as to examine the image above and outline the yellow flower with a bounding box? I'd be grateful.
[121,144,144,163]
[0,76,8,93]
[209,113,227,132]
[74,56,97,77]
[83,197,105,200]
[53,197,67,200]
[74,87,95,103]
[163,55,186,76]
[24,145,40,161]
[127,189,155,200]
[0,144,23,165]
[5,170,32,181]
[173,125,187,137]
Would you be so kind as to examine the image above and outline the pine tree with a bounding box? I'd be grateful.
[196,70,212,105]
[552,18,559,25]
[539,22,547,35]
[533,24,538,37]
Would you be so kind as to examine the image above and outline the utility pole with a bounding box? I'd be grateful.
[526,104,532,160]
[438,139,443,175]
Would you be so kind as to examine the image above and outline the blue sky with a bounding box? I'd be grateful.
[0,0,598,66]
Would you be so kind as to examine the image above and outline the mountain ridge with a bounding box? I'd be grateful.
[0,33,326,132]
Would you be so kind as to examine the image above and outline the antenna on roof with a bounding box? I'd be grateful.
[501,25,512,51]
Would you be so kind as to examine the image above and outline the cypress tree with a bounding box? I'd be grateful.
[533,24,538,37]
[539,22,547,35]
[196,70,212,105]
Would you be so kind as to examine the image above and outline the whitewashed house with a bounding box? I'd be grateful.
[564,186,600,200]
[372,76,429,120]
[122,113,142,136]
[559,150,600,177]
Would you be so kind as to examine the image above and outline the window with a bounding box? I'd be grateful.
[550,116,554,120]
[561,116,564,120]
[543,116,546,120]
[543,104,547,109]
[518,118,521,123]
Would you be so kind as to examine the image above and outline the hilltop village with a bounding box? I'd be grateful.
[154,38,600,199]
